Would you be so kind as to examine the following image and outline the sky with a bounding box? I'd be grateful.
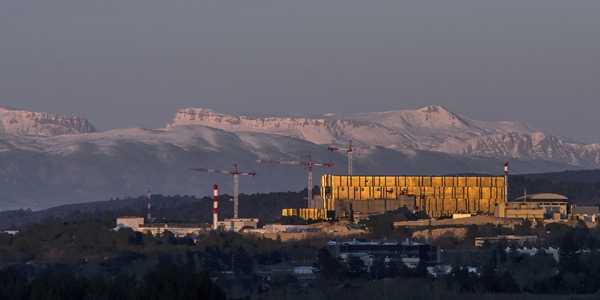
[1,1,599,143]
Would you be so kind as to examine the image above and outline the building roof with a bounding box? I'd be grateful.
[571,206,599,215]
[514,193,568,202]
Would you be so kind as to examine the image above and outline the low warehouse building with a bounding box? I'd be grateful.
[116,217,212,237]
[326,238,441,265]
[570,205,599,222]
[494,193,568,220]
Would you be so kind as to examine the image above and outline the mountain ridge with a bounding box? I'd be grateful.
[0,107,96,137]
[167,106,600,167]
[0,105,596,212]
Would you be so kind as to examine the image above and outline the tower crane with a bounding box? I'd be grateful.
[190,164,256,219]
[257,155,333,208]
[328,140,418,175]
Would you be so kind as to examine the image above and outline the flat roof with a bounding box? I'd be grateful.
[514,193,568,202]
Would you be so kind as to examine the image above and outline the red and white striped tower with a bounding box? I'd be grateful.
[190,165,255,219]
[213,184,219,230]
[504,162,509,203]
[147,188,152,221]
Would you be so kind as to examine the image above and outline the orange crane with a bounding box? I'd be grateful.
[328,140,418,175]
[190,164,256,219]
[257,155,333,208]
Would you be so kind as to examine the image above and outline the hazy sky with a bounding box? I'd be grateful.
[1,1,599,143]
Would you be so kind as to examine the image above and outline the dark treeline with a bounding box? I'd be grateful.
[0,265,226,300]
[0,210,320,299]
[3,209,600,298]
[509,175,600,206]
[0,190,308,229]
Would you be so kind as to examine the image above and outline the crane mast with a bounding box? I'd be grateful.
[257,155,333,208]
[190,164,256,219]
[328,140,417,175]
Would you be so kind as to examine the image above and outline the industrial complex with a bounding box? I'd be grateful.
[115,157,600,242]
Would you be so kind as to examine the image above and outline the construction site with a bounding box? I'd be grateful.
[284,144,511,219]
[116,141,583,237]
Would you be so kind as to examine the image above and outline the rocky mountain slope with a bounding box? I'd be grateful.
[0,107,96,137]
[168,106,600,167]
[0,106,595,211]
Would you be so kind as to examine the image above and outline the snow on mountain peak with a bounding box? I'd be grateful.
[417,105,448,114]
[2,105,600,212]
[166,106,550,148]
[0,107,96,137]
[167,107,402,145]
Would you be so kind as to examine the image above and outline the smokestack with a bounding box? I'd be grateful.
[147,188,152,221]
[213,184,219,230]
[504,162,508,203]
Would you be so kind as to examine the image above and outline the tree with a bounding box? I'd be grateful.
[0,268,29,299]
[344,255,366,279]
[412,261,429,278]
[497,271,520,293]
[233,246,253,276]
[480,258,497,292]
[370,256,386,279]
[139,265,226,300]
[464,224,480,246]
[29,270,85,300]
[559,231,581,274]
[448,266,476,292]
[314,247,341,279]
[513,219,532,235]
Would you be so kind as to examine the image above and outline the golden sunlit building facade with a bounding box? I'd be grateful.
[320,174,506,218]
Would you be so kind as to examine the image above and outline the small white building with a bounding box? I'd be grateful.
[293,266,316,279]
[570,206,599,222]
[116,216,211,237]
[115,217,144,231]
[264,224,308,233]
[218,218,258,232]
[506,246,560,262]
[452,213,473,219]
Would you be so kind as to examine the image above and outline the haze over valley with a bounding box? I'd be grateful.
[0,106,597,211]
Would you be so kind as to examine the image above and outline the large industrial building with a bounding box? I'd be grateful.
[320,174,506,218]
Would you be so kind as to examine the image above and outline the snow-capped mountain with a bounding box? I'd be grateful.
[0,106,595,212]
[168,106,600,167]
[0,107,96,137]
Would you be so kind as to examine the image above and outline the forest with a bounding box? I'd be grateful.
[2,208,600,299]
[3,169,600,298]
